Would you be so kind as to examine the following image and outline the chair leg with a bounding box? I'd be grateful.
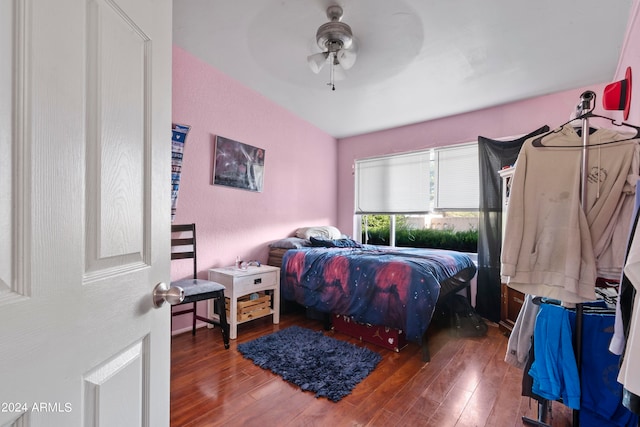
[192,302,197,336]
[215,291,230,349]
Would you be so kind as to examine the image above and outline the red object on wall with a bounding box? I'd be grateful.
[332,314,408,352]
[602,66,632,120]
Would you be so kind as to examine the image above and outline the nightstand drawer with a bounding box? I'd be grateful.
[233,271,277,293]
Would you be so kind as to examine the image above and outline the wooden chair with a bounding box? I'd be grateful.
[171,223,230,349]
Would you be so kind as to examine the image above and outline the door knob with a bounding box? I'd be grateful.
[153,282,185,308]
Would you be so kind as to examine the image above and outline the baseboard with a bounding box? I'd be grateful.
[171,322,210,336]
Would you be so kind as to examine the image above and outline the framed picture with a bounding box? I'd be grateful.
[213,135,265,192]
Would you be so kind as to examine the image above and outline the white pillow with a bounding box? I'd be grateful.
[295,226,342,240]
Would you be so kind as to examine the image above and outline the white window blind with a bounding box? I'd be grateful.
[355,151,431,214]
[434,143,479,210]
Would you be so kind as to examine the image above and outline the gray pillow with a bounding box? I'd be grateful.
[268,237,312,249]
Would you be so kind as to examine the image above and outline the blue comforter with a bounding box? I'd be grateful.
[281,246,476,342]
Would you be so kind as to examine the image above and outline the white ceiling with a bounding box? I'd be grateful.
[173,0,633,138]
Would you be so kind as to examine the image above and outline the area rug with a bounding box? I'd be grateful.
[237,325,382,402]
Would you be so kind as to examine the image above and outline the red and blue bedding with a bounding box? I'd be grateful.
[281,246,476,342]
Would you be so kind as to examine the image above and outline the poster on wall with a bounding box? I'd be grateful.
[212,135,265,192]
[171,124,190,222]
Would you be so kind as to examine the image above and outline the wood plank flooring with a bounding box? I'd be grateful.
[170,310,573,427]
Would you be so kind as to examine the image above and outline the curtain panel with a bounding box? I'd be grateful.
[476,126,549,322]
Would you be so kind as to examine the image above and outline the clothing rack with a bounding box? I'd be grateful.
[523,90,594,427]
[523,296,617,426]
[514,90,639,426]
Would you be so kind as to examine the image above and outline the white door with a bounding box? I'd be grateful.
[0,0,172,425]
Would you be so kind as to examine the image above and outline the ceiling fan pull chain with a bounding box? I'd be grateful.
[329,54,336,91]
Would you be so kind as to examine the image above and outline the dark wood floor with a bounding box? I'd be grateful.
[170,310,573,427]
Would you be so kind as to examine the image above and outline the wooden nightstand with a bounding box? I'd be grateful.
[499,283,525,334]
[208,265,280,339]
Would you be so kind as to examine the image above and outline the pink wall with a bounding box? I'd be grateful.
[171,46,337,332]
[336,84,612,235]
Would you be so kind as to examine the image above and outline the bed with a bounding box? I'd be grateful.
[268,227,477,360]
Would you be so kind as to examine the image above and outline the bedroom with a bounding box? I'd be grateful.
[167,1,640,426]
[1,0,639,426]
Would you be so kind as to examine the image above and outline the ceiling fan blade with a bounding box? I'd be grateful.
[307,52,329,73]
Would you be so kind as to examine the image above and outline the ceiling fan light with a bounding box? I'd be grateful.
[336,49,357,70]
[307,52,329,73]
[333,64,347,81]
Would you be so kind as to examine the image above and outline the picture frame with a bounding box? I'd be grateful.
[212,135,265,192]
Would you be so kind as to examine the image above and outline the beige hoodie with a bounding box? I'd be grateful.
[501,126,638,303]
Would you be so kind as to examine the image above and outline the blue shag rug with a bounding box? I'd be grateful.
[237,326,382,402]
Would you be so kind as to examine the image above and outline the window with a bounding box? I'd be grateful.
[354,151,431,214]
[355,142,479,246]
[434,143,479,210]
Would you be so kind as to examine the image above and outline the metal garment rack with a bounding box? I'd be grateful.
[522,91,595,427]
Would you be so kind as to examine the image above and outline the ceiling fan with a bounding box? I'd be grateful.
[307,5,357,90]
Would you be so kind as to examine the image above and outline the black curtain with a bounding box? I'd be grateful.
[475,126,550,322]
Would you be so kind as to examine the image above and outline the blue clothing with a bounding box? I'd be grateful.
[579,310,639,426]
[529,302,638,424]
[529,303,581,409]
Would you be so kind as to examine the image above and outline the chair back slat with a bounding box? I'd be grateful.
[171,223,199,278]
[171,251,195,260]
[171,237,195,247]
[171,224,194,232]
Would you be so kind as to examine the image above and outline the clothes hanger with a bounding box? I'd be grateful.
[532,91,640,148]
[531,113,640,148]
[531,296,616,313]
